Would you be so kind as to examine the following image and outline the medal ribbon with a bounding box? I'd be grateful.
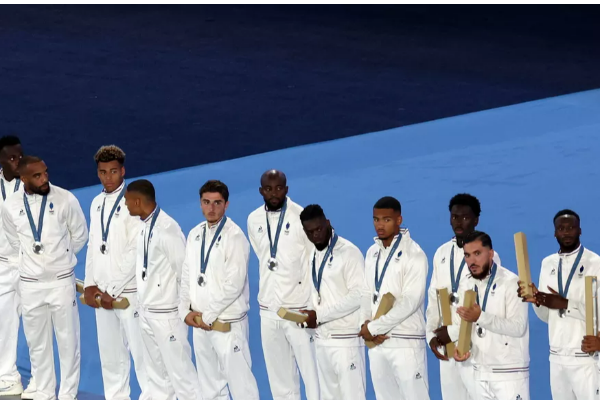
[558,246,584,298]
[266,200,287,261]
[312,232,339,298]
[200,216,228,276]
[374,234,402,295]
[142,206,161,278]
[475,263,497,312]
[100,188,125,244]
[23,193,47,245]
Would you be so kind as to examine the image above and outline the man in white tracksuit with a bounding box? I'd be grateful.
[426,193,501,400]
[359,196,430,400]
[299,204,369,400]
[124,179,200,400]
[180,180,260,400]
[83,146,149,400]
[247,170,320,400]
[518,209,600,400]
[0,136,28,397]
[2,156,88,400]
[454,230,530,400]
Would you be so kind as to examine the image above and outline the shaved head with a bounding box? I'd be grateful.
[259,169,288,211]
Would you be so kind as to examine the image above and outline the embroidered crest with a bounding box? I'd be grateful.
[395,250,403,262]
[441,257,446,264]
[350,363,356,371]
[49,203,54,214]
[234,345,240,353]
[169,335,176,342]
[284,221,291,235]
[258,226,263,233]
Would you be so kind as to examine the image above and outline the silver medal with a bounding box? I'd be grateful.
[100,241,108,254]
[197,273,207,287]
[268,257,278,272]
[476,326,486,338]
[317,295,321,305]
[32,241,44,254]
[559,309,567,318]
[141,269,148,281]
[450,292,459,305]
[373,292,379,304]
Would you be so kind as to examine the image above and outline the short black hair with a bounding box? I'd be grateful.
[200,180,229,202]
[95,145,126,165]
[18,155,42,170]
[374,196,401,213]
[300,204,326,223]
[463,230,493,249]
[127,179,155,202]
[0,136,21,152]
[449,193,481,217]
[553,209,580,224]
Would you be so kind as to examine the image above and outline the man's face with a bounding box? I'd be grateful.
[259,176,288,210]
[302,217,330,247]
[22,161,50,195]
[373,208,402,241]
[450,204,478,239]
[554,215,581,249]
[97,160,125,193]
[0,144,23,177]
[201,192,228,224]
[464,239,494,280]
[124,190,142,217]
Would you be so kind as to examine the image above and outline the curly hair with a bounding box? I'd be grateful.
[94,145,126,165]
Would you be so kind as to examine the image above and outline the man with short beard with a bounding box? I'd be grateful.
[454,231,529,400]
[247,170,320,400]
[2,155,88,400]
[518,210,600,400]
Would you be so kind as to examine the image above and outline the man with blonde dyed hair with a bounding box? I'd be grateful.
[83,145,150,400]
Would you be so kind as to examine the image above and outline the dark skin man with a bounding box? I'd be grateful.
[0,141,23,183]
[259,169,288,211]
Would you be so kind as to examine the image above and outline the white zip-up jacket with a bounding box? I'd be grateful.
[179,217,251,325]
[457,264,529,381]
[533,245,600,364]
[2,183,88,287]
[135,207,186,319]
[0,170,23,267]
[84,182,141,298]
[426,238,501,345]
[247,197,312,318]
[361,229,428,348]
[308,233,368,346]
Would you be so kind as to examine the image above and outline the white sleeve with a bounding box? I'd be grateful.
[162,225,186,280]
[425,250,441,344]
[106,216,139,298]
[369,251,428,336]
[83,203,97,289]
[202,229,250,325]
[360,253,373,325]
[178,233,193,321]
[246,215,260,260]
[533,263,550,323]
[66,192,89,255]
[478,277,528,338]
[318,247,367,325]
[2,204,20,251]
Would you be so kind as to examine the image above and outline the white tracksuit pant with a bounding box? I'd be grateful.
[0,266,21,385]
[315,340,366,400]
[368,345,430,400]
[96,293,150,400]
[138,313,200,400]
[550,361,598,400]
[474,377,529,400]
[260,317,320,400]
[440,359,475,400]
[20,280,80,400]
[193,317,259,400]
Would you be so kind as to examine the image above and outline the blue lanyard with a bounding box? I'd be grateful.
[450,245,466,293]
[374,234,402,294]
[266,200,287,260]
[312,233,339,296]
[142,207,161,278]
[475,263,497,312]
[100,189,125,243]
[200,216,228,275]
[1,178,20,201]
[23,193,47,243]
[558,246,584,298]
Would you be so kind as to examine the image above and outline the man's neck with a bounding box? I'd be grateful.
[2,169,18,182]
[140,203,157,221]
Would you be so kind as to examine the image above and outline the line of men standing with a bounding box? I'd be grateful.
[1,137,600,400]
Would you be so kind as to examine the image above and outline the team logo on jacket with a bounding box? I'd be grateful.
[579,265,585,276]
[491,283,497,295]
[395,251,403,262]
[134,311,139,318]
[19,209,24,216]
[441,257,446,264]
[258,226,263,233]
[195,234,201,241]
[215,235,222,247]
[284,222,290,235]
[72,300,76,307]
[516,395,521,400]
[328,255,334,266]
[49,203,55,214]
[97,205,101,212]
[350,363,356,371]
[309,336,314,343]
[550,268,556,275]
[234,345,240,353]
[415,372,422,379]
[373,251,379,258]
[169,335,176,342]
[115,205,121,217]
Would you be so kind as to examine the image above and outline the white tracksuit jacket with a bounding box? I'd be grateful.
[0,170,23,269]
